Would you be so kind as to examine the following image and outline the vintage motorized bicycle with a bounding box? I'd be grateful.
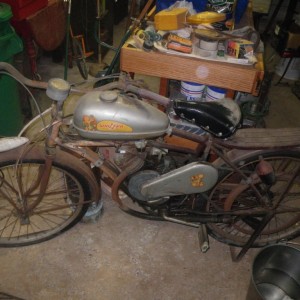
[1,62,300,261]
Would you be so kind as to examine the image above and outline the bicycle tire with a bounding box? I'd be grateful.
[72,38,88,80]
[207,150,300,247]
[0,146,100,247]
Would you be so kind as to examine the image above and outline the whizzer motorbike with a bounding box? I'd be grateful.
[1,62,300,260]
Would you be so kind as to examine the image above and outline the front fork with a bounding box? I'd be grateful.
[17,114,61,221]
[18,155,54,224]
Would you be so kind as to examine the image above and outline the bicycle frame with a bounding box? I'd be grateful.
[2,61,300,258]
[33,96,300,261]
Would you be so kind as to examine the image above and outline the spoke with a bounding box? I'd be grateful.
[26,188,78,199]
[32,215,57,231]
[0,204,17,210]
[36,213,68,225]
[34,202,82,214]
[209,155,300,246]
[0,177,20,197]
[0,214,18,239]
[3,167,19,194]
[0,210,17,222]
[0,159,86,245]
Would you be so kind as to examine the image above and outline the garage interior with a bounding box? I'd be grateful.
[0,0,300,299]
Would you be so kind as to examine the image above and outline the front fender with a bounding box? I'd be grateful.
[0,145,101,204]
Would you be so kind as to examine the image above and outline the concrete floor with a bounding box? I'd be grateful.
[1,21,300,300]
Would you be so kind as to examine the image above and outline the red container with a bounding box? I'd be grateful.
[0,0,48,21]
[14,0,35,7]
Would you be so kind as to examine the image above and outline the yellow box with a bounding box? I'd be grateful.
[154,8,188,31]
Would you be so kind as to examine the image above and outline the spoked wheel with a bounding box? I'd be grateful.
[72,38,88,80]
[207,151,300,247]
[0,147,99,247]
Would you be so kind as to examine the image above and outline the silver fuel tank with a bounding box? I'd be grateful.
[73,90,170,140]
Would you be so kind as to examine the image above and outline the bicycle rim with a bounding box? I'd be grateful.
[207,151,300,247]
[0,158,89,246]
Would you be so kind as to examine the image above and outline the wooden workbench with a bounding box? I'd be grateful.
[120,43,263,96]
[120,0,263,97]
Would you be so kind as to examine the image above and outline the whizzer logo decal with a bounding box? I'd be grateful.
[96,120,133,132]
[82,115,97,131]
[191,174,204,187]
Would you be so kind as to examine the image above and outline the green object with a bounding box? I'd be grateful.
[64,0,71,80]
[0,2,24,136]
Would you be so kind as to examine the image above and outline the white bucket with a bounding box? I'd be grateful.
[275,57,300,81]
[205,86,227,101]
[181,81,205,101]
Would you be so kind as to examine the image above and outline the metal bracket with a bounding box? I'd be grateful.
[230,212,274,262]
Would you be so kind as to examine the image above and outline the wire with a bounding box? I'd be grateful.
[0,71,49,136]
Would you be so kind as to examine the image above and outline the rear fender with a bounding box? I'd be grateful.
[212,148,300,169]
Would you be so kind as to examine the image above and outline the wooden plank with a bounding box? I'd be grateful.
[121,45,258,93]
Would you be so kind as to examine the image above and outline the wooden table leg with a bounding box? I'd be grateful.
[159,78,169,96]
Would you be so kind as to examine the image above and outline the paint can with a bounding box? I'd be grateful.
[205,86,226,101]
[199,38,218,51]
[181,81,205,101]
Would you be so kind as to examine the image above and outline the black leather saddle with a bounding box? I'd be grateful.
[173,98,242,139]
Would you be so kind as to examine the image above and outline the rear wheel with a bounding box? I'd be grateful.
[207,151,300,247]
[0,147,96,246]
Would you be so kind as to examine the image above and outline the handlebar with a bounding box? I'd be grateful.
[0,62,171,108]
[0,62,48,90]
[125,84,170,107]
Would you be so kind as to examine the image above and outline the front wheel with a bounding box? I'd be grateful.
[0,146,99,247]
[207,150,300,247]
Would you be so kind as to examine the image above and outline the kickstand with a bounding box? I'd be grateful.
[230,212,274,262]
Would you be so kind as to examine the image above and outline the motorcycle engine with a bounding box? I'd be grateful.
[73,90,169,140]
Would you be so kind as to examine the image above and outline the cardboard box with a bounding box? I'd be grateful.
[226,39,254,59]
[286,32,300,49]
[286,24,300,50]
[154,8,188,31]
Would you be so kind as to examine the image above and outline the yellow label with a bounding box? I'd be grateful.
[191,174,204,187]
[96,120,133,132]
